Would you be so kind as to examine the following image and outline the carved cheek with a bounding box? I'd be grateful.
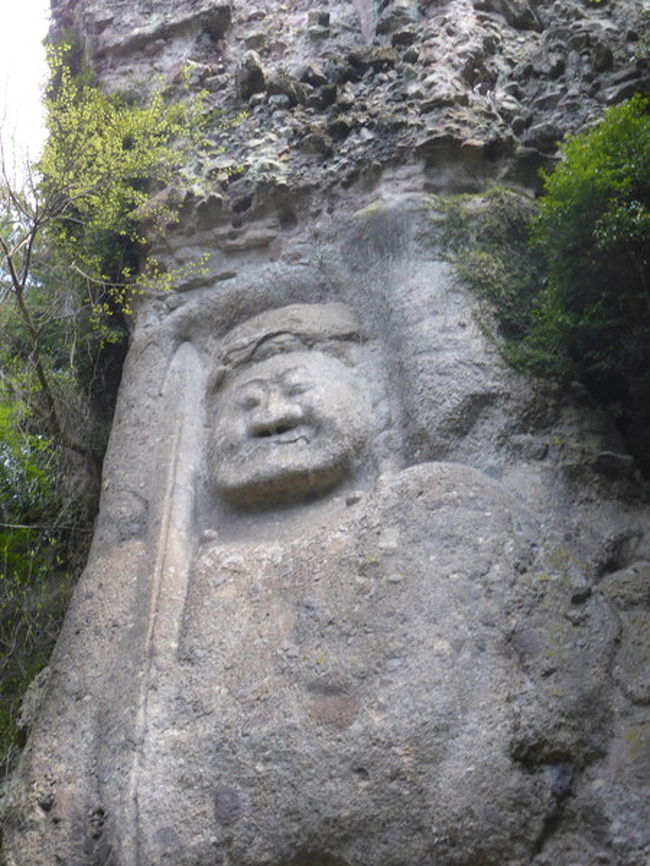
[301,404,328,440]
[213,411,246,453]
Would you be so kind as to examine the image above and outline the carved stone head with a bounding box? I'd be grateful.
[207,304,372,507]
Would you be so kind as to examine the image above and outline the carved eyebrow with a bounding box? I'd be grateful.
[280,366,309,382]
[238,378,268,390]
[236,367,309,390]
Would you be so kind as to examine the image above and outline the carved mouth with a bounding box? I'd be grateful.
[275,434,310,445]
[270,432,310,445]
[254,423,294,438]
[249,420,312,445]
[250,427,311,446]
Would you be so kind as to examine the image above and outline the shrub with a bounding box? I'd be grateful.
[0,399,88,775]
[0,42,218,775]
[432,186,544,347]
[526,95,650,398]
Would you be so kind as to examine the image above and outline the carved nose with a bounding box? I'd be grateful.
[249,394,303,439]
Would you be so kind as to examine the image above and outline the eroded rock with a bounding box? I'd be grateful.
[2,2,650,865]
[236,50,266,100]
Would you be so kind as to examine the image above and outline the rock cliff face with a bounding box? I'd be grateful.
[51,0,648,199]
[3,2,650,865]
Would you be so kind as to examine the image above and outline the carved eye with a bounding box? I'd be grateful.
[285,381,309,398]
[238,392,262,410]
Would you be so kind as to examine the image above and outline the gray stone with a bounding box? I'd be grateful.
[91,2,232,56]
[299,127,334,155]
[207,305,371,506]
[268,93,291,110]
[592,41,613,72]
[602,563,650,705]
[299,63,329,88]
[522,120,563,151]
[307,10,330,28]
[267,73,307,107]
[402,45,420,63]
[4,0,650,863]
[592,449,635,479]
[604,75,650,106]
[391,28,417,47]
[15,667,51,738]
[4,266,648,864]
[348,46,399,74]
[473,0,541,31]
[376,0,419,35]
[308,25,330,40]
[236,50,266,100]
[199,3,232,40]
[328,116,354,140]
[244,31,266,51]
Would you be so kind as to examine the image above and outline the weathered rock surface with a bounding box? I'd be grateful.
[2,1,650,865]
[47,0,650,220]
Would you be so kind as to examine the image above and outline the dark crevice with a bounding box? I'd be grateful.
[531,804,565,858]
[254,423,296,438]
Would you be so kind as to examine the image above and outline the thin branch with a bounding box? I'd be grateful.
[70,260,128,290]
[0,232,23,292]
[19,218,39,287]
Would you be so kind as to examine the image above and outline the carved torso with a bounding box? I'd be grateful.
[130,463,559,866]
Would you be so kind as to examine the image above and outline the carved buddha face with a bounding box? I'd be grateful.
[209,350,370,506]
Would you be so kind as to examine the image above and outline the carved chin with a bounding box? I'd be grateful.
[214,455,349,507]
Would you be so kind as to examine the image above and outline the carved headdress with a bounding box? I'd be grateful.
[211,302,362,389]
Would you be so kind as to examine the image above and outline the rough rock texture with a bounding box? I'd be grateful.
[50,0,649,208]
[3,1,650,865]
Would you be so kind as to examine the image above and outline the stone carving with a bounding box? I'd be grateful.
[207,304,373,507]
[4,0,650,860]
[117,301,616,863]
[2,280,648,865]
[172,464,559,866]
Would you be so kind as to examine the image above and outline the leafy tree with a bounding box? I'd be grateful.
[39,45,208,312]
[1,45,207,455]
[437,99,650,476]
[525,95,650,396]
[0,43,213,773]
[0,396,87,774]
